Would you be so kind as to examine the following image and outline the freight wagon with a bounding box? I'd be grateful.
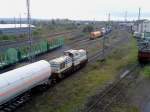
[0,37,64,69]
[138,32,150,63]
[90,31,103,40]
[90,27,112,40]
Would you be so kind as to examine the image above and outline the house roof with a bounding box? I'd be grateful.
[0,24,35,29]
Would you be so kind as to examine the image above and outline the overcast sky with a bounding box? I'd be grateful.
[0,0,150,21]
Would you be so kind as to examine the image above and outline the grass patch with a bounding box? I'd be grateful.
[0,35,18,41]
[141,65,150,77]
[111,103,140,112]
[19,37,138,112]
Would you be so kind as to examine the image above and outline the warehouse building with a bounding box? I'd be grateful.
[0,24,35,35]
[133,19,150,33]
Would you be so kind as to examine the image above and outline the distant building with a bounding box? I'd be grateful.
[0,24,35,35]
[133,19,150,33]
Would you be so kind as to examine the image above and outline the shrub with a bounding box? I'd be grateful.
[142,66,150,77]
[83,25,94,33]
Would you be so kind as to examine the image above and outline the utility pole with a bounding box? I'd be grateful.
[14,17,16,28]
[26,0,32,62]
[101,13,109,61]
[138,8,141,33]
[125,11,127,22]
[138,8,141,21]
[108,13,110,23]
[14,17,17,34]
[19,14,22,29]
[102,34,106,61]
[93,18,95,24]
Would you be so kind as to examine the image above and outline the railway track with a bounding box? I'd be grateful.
[67,37,90,46]
[88,35,129,62]
[84,63,140,112]
[43,30,76,38]
[69,31,113,49]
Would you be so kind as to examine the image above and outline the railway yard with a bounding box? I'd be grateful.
[0,0,150,111]
[15,27,139,112]
[0,23,150,112]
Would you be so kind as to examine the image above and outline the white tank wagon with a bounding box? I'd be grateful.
[0,60,51,106]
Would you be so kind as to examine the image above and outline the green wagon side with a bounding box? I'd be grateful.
[0,48,18,69]
[0,52,8,69]
[48,37,64,50]
[18,46,30,60]
[18,40,48,60]
[6,48,18,64]
[31,40,48,56]
[38,40,48,54]
[0,37,64,69]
